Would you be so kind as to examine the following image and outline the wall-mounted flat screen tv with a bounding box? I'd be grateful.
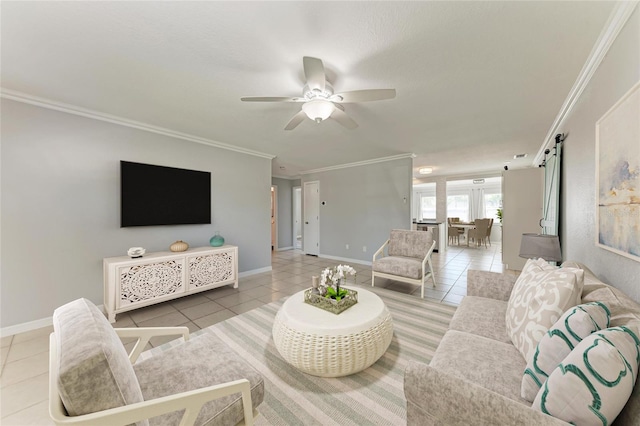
[121,161,211,227]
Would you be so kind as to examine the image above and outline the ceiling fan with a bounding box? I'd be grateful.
[241,57,396,130]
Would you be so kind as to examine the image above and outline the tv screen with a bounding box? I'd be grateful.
[120,161,211,227]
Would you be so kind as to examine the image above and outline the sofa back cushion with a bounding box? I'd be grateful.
[388,229,433,260]
[506,258,584,362]
[53,298,148,426]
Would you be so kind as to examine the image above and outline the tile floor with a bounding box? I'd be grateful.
[0,242,504,424]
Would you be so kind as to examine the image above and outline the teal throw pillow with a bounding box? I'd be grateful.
[521,302,610,402]
[533,325,640,425]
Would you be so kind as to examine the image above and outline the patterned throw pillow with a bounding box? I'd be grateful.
[521,302,611,402]
[533,326,640,425]
[506,258,584,362]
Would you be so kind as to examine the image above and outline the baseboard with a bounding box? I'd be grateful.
[1,303,106,337]
[238,266,272,278]
[1,316,53,338]
[318,253,372,266]
[3,266,272,337]
[1,268,273,337]
[276,246,294,252]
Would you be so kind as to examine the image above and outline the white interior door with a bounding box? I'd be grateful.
[303,181,319,255]
[293,187,302,250]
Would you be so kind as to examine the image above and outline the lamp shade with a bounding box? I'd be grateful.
[519,233,562,262]
[302,99,335,122]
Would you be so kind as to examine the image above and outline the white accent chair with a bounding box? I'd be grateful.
[371,229,437,298]
[49,298,263,426]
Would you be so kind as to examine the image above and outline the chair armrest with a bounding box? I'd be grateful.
[372,239,389,262]
[404,361,567,426]
[115,327,190,363]
[421,240,436,271]
[49,334,256,426]
[466,270,519,301]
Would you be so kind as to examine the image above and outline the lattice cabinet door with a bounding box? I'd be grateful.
[104,246,238,322]
[187,246,238,290]
[117,258,185,309]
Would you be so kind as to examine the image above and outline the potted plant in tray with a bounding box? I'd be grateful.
[305,264,358,314]
[319,264,356,300]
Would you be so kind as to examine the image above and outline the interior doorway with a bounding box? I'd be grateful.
[293,186,302,250]
[271,185,277,251]
[303,181,319,255]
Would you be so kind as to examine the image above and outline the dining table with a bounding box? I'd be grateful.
[450,222,476,246]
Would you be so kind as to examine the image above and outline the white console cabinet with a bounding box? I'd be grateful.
[104,245,238,323]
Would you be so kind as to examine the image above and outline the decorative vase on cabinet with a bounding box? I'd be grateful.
[170,240,189,252]
[210,231,225,247]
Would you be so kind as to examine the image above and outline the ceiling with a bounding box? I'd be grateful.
[1,1,615,179]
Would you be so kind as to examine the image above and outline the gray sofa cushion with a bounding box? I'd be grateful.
[430,330,529,405]
[388,229,432,259]
[134,331,264,426]
[449,296,511,343]
[53,298,148,426]
[372,255,422,279]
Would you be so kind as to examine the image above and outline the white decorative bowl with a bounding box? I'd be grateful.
[127,247,146,258]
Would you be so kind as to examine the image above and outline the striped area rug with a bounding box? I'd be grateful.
[141,286,457,425]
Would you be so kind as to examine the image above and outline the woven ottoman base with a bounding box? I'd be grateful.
[272,288,393,377]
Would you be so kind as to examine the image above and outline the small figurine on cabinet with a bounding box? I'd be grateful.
[127,247,146,258]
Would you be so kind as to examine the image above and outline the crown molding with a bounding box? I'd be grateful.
[0,89,276,160]
[533,1,639,166]
[300,153,416,175]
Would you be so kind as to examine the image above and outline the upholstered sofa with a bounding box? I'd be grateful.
[404,262,640,425]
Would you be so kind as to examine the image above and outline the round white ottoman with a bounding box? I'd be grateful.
[272,287,393,377]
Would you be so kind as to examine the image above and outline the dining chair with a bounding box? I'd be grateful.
[486,218,494,246]
[448,226,460,245]
[468,218,491,248]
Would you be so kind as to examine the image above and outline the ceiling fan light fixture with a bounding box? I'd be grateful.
[302,99,335,123]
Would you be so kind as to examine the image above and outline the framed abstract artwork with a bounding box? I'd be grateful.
[595,80,640,261]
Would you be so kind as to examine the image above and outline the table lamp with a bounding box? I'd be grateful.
[519,233,562,262]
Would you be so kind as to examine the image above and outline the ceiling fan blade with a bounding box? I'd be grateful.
[241,96,302,102]
[303,57,326,92]
[330,108,358,129]
[331,89,396,103]
[284,110,307,131]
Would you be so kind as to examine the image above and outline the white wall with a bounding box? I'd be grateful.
[302,157,412,263]
[559,6,640,301]
[1,99,272,327]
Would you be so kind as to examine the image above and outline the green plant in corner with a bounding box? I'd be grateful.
[496,208,503,223]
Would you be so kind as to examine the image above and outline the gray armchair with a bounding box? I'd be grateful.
[49,298,263,425]
[371,229,436,298]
